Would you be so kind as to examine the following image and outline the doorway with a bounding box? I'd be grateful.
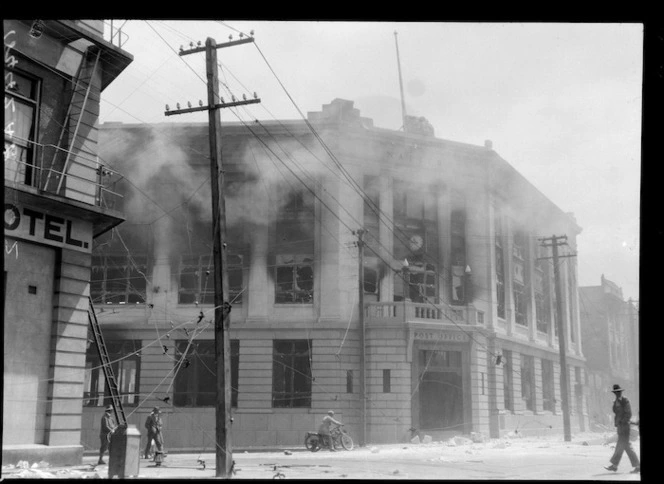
[418,350,464,432]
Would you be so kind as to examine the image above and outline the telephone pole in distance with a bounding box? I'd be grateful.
[165,34,260,478]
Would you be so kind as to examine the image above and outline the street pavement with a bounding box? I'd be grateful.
[1,431,642,480]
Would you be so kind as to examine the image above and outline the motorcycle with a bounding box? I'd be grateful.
[304,425,354,451]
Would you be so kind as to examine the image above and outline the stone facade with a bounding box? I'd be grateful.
[79,98,586,452]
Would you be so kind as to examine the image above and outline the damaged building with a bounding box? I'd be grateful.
[3,19,132,465]
[81,98,588,451]
[579,276,639,429]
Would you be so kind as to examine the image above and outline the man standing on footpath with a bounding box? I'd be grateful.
[604,384,640,474]
[98,405,117,465]
[144,406,165,460]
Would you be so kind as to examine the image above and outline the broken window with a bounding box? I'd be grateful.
[364,265,379,296]
[512,230,528,326]
[409,263,437,303]
[450,208,467,304]
[91,254,147,305]
[542,359,555,412]
[535,245,550,333]
[495,209,506,319]
[520,354,535,411]
[179,255,214,305]
[84,340,140,406]
[272,340,312,408]
[275,254,313,303]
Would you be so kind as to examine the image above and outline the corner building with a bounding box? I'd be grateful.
[83,99,587,451]
[3,20,132,465]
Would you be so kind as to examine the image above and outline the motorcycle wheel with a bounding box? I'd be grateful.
[304,434,320,452]
[340,433,354,451]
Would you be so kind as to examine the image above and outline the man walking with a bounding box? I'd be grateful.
[98,405,117,465]
[604,384,640,473]
[144,406,164,460]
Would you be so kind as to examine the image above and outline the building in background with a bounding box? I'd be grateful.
[3,19,132,466]
[82,98,587,452]
[579,275,639,430]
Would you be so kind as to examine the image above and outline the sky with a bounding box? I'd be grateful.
[98,20,643,302]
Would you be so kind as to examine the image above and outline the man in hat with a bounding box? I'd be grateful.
[144,406,164,460]
[605,384,640,473]
[98,405,117,465]
[318,410,343,451]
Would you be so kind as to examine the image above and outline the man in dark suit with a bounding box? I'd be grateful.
[604,384,640,474]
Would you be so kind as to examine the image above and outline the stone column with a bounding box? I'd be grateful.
[379,175,394,302]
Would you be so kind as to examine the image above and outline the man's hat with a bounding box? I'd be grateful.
[327,410,334,416]
[611,384,625,393]
[105,405,113,412]
[153,406,161,413]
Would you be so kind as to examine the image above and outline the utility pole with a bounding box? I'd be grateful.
[539,235,572,442]
[356,229,367,447]
[165,34,260,478]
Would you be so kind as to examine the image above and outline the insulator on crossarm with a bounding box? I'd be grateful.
[179,45,183,53]
[190,42,194,48]
[187,101,192,108]
[199,100,203,107]
[242,93,247,101]
[220,97,225,103]
[253,92,257,99]
[229,34,233,41]
[250,30,254,36]
[239,32,244,38]
[176,103,181,110]
[231,95,236,102]
[197,41,202,47]
[165,104,170,111]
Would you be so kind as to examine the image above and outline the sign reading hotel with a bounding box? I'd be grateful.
[413,331,469,343]
[4,202,93,253]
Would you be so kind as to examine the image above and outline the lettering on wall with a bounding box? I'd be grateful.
[5,30,18,166]
[5,239,19,258]
[4,202,92,253]
[413,331,469,343]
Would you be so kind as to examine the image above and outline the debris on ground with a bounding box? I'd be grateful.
[453,436,473,446]
[392,469,400,474]
[370,446,380,453]
[471,432,485,443]
[422,435,432,444]
[410,435,420,444]
[283,450,292,456]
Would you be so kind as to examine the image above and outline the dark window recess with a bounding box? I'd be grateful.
[28,285,37,294]
[503,350,513,411]
[513,230,528,326]
[275,255,313,304]
[495,212,506,319]
[84,340,140,406]
[346,370,353,394]
[364,266,378,295]
[272,340,312,408]
[520,354,535,411]
[383,369,391,393]
[542,359,555,412]
[450,209,467,304]
[172,339,239,408]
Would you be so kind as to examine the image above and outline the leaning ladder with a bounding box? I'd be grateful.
[88,297,127,427]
